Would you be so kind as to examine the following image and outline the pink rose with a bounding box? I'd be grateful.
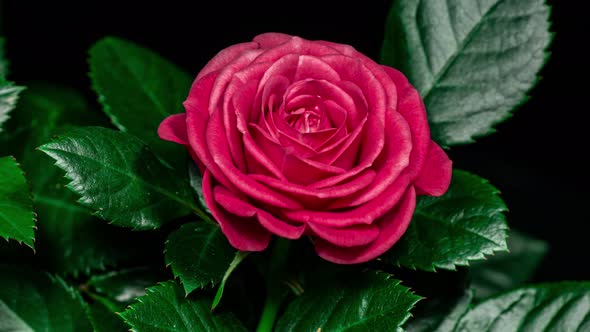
[158,33,452,264]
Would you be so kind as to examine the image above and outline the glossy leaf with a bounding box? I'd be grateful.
[384,170,508,271]
[0,80,24,132]
[457,283,590,331]
[275,271,421,332]
[87,267,164,308]
[0,264,92,331]
[120,281,248,332]
[0,156,35,247]
[382,0,552,146]
[165,222,235,294]
[87,301,128,332]
[470,230,548,300]
[0,85,153,275]
[39,126,198,230]
[89,37,192,168]
[405,291,473,332]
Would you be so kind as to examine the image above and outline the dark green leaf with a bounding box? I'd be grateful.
[39,126,198,230]
[0,156,35,247]
[89,37,192,168]
[85,267,165,332]
[0,81,24,132]
[87,301,128,332]
[457,283,590,331]
[470,230,548,301]
[87,267,165,308]
[120,281,248,332]
[384,170,508,271]
[275,271,421,332]
[165,222,235,294]
[0,264,92,331]
[381,0,552,146]
[212,251,249,310]
[405,290,473,332]
[0,85,163,274]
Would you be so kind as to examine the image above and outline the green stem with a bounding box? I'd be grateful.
[256,238,291,332]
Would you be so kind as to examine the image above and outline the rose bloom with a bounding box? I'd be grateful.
[159,33,452,264]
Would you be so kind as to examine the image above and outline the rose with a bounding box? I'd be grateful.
[158,33,452,264]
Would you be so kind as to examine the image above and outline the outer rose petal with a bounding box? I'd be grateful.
[158,113,188,145]
[315,187,416,264]
[254,33,292,48]
[383,66,431,180]
[196,42,259,81]
[414,141,453,196]
[202,171,271,251]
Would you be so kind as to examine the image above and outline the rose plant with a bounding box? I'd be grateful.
[1,1,587,331]
[158,33,452,264]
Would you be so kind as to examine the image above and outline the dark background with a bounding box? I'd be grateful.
[3,1,589,281]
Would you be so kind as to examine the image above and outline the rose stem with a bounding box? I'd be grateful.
[256,237,291,332]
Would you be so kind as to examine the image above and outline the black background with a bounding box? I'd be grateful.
[3,1,589,281]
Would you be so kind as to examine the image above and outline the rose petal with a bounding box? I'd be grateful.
[249,169,376,201]
[258,210,306,240]
[321,55,387,126]
[214,186,256,217]
[214,185,305,239]
[383,66,431,180]
[185,72,236,191]
[316,41,398,108]
[197,41,259,81]
[158,113,188,145]
[203,171,270,251]
[309,114,383,189]
[209,49,264,114]
[328,110,412,208]
[414,141,452,197]
[281,153,346,186]
[337,81,368,129]
[206,108,303,209]
[253,32,292,48]
[284,174,410,227]
[315,187,416,264]
[244,124,288,179]
[308,222,380,247]
[253,36,341,64]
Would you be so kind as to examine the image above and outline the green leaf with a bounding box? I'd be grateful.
[0,85,158,275]
[456,283,590,331]
[470,230,548,301]
[39,126,198,230]
[87,267,165,308]
[0,81,25,132]
[0,264,93,331]
[165,222,235,295]
[89,37,192,168]
[87,301,128,332]
[405,290,473,332]
[85,267,165,332]
[0,156,35,247]
[275,271,421,332]
[384,170,508,271]
[120,281,248,332]
[212,251,249,310]
[381,0,552,146]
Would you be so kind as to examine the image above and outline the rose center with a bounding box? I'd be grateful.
[283,95,325,133]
